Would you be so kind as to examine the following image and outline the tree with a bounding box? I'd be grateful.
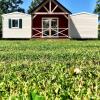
[94,0,100,39]
[0,0,25,34]
[94,0,100,19]
[28,0,43,14]
[0,10,3,34]
[0,0,25,13]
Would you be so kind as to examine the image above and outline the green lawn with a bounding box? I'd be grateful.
[0,39,100,100]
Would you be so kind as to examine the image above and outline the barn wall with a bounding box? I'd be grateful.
[70,13,98,39]
[2,12,32,39]
[32,14,68,38]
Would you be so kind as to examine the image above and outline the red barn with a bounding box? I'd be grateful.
[31,0,72,38]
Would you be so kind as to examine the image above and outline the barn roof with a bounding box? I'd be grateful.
[32,0,72,14]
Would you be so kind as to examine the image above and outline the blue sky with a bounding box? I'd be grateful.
[21,0,96,13]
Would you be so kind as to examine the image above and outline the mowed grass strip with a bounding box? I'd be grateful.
[0,39,100,100]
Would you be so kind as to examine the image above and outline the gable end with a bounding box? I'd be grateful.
[31,0,72,14]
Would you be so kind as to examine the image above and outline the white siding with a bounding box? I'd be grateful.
[70,12,98,39]
[2,12,31,39]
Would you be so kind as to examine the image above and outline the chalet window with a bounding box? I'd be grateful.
[12,19,18,28]
[8,19,22,29]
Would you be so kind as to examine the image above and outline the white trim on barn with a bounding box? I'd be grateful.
[33,0,70,14]
[42,17,59,38]
[31,0,70,38]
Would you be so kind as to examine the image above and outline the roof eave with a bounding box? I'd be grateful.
[31,0,72,14]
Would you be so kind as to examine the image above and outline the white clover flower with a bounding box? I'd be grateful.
[74,68,81,74]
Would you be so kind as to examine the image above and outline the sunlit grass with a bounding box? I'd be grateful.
[0,39,100,100]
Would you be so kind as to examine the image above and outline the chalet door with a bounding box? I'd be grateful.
[42,18,58,38]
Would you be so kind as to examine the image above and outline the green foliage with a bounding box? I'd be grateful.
[0,10,2,34]
[94,0,100,19]
[98,24,100,39]
[0,0,25,13]
[28,0,43,14]
[30,91,45,100]
[0,40,100,100]
[98,30,100,39]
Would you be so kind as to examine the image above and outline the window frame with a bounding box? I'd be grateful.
[11,19,19,29]
[42,17,59,38]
